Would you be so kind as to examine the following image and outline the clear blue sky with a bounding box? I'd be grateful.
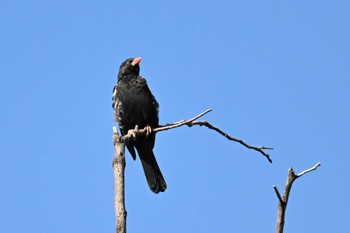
[1,1,349,232]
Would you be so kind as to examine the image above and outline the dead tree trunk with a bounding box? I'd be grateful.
[274,163,321,233]
[112,127,127,233]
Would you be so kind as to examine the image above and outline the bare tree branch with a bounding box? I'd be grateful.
[155,108,213,132]
[274,162,321,233]
[296,162,321,177]
[120,109,273,163]
[188,120,273,163]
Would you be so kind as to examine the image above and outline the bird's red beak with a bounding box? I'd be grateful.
[131,57,142,66]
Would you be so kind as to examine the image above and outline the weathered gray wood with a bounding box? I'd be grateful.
[113,127,127,233]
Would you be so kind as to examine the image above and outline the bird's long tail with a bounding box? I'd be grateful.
[139,150,167,194]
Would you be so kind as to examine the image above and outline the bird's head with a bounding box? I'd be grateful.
[118,57,142,78]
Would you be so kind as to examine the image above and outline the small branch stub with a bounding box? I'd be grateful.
[273,185,283,205]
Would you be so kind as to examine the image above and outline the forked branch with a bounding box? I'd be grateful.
[274,162,321,233]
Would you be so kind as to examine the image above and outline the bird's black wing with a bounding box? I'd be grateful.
[112,84,137,160]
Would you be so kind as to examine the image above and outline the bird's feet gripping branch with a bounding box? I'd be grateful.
[127,125,154,139]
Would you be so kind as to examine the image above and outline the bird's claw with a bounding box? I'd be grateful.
[144,125,152,137]
[128,125,138,140]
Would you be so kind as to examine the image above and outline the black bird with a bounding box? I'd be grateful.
[112,57,167,193]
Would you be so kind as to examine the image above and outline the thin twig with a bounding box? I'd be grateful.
[188,121,273,163]
[155,109,213,132]
[296,162,321,178]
